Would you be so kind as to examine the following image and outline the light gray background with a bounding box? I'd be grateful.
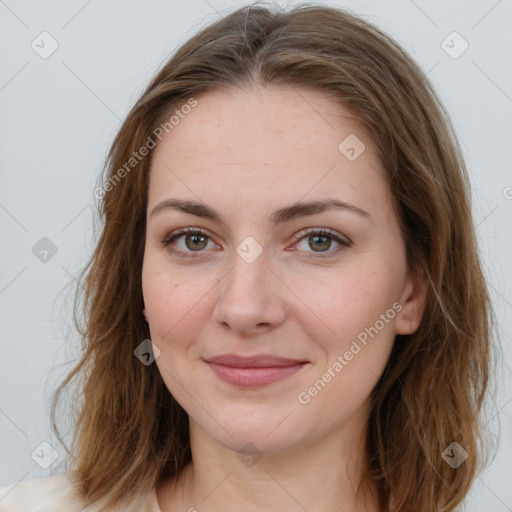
[1,0,511,510]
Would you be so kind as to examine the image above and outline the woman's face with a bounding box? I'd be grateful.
[142,84,425,456]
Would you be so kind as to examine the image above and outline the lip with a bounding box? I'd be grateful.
[203,354,309,387]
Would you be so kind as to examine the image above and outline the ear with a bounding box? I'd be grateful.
[395,263,428,335]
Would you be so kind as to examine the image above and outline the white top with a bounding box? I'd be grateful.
[0,472,162,511]
[0,471,468,510]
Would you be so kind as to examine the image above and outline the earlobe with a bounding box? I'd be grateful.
[395,265,428,335]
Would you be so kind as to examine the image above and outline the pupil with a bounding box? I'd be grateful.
[187,235,206,251]
[311,235,330,251]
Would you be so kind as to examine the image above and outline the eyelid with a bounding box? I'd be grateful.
[291,227,351,245]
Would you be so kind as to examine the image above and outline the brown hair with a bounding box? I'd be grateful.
[51,2,495,510]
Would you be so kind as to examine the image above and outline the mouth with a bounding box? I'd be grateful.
[202,354,310,387]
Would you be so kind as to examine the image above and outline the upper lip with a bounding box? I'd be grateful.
[203,354,308,368]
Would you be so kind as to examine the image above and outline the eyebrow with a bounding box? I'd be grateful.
[150,198,370,224]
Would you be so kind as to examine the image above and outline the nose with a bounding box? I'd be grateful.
[212,243,287,337]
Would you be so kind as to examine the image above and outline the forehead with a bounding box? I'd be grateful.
[148,84,387,219]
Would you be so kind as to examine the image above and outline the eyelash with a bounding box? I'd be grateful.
[161,227,351,259]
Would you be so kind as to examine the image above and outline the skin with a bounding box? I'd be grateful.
[141,84,426,512]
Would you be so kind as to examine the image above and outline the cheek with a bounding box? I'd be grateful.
[293,263,399,351]
[294,269,399,419]
[142,257,216,343]
[142,263,210,399]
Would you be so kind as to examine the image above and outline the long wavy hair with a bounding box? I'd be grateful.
[51,3,496,510]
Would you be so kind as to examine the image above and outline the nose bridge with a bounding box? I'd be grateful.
[213,236,285,332]
[224,238,270,303]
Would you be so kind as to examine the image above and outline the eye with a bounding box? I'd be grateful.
[162,227,216,258]
[162,227,351,259]
[291,228,351,258]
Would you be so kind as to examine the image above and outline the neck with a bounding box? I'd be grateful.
[158,416,380,512]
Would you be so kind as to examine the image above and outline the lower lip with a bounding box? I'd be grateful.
[205,361,307,387]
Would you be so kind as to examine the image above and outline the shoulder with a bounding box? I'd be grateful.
[0,471,161,512]
[0,472,87,511]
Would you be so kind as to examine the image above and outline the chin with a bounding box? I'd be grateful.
[195,407,305,456]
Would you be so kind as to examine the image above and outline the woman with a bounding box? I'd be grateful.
[0,2,494,511]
